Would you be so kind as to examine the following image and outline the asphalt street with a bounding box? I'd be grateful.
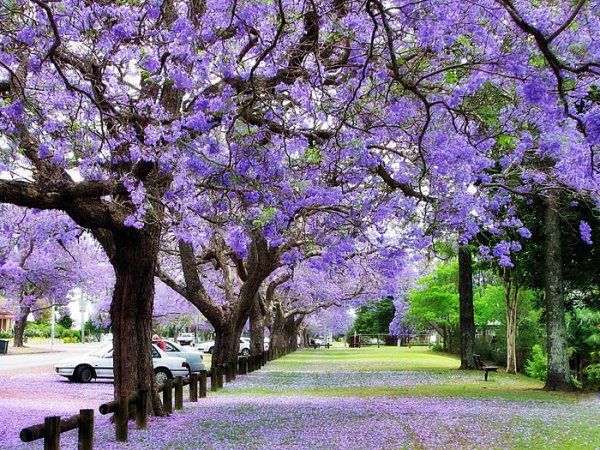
[0,342,104,372]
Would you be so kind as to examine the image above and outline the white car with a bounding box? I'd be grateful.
[55,344,190,385]
[177,332,194,346]
[198,338,251,356]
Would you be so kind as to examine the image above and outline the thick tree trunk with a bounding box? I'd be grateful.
[109,228,163,414]
[249,294,265,355]
[283,315,297,348]
[212,323,244,368]
[270,305,287,351]
[12,305,30,347]
[544,193,574,391]
[504,273,519,374]
[459,246,477,369]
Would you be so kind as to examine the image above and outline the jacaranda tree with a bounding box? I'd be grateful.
[1,0,598,403]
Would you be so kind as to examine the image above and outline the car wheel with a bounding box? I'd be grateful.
[76,365,94,383]
[240,348,250,356]
[208,346,214,354]
[154,368,171,385]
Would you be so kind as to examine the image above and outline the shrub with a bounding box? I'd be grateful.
[0,331,13,339]
[24,322,65,338]
[524,344,547,381]
[430,343,444,352]
[61,329,81,343]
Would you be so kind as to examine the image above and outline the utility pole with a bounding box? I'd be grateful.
[50,304,55,349]
[79,292,87,344]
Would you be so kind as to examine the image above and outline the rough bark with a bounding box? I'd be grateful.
[212,324,244,367]
[12,305,30,347]
[544,193,574,391]
[106,227,163,414]
[503,269,519,374]
[249,294,265,355]
[458,246,477,369]
[270,304,288,351]
[161,233,277,370]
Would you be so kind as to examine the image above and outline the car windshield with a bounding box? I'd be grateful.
[164,341,181,352]
[89,344,113,357]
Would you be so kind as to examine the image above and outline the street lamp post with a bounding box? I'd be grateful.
[79,293,87,344]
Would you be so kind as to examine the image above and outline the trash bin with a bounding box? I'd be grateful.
[0,339,8,355]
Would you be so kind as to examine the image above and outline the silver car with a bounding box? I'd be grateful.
[55,344,190,385]
[161,339,206,372]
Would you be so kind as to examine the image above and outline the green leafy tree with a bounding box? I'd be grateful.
[406,263,459,352]
[351,297,395,335]
[57,314,73,329]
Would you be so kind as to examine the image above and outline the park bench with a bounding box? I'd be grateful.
[473,354,498,381]
[310,342,331,349]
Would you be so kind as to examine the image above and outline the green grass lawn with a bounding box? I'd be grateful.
[225,346,588,403]
[69,345,598,449]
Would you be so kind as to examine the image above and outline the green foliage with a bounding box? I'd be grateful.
[406,262,459,331]
[0,331,13,338]
[24,322,65,338]
[351,297,395,334]
[430,343,444,352]
[253,207,278,228]
[585,351,600,386]
[473,284,504,327]
[61,329,81,343]
[525,344,548,381]
[303,147,322,164]
[57,314,73,329]
[84,319,105,341]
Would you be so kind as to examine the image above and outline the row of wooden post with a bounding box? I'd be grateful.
[18,346,297,449]
[19,409,94,450]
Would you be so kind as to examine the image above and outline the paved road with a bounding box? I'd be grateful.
[0,342,104,372]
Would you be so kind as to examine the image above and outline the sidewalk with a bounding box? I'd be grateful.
[2,341,103,356]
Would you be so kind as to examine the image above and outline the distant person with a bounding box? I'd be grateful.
[152,334,166,351]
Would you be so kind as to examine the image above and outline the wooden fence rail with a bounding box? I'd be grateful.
[19,409,94,450]
[19,346,296,448]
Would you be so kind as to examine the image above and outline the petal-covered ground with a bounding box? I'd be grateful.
[1,347,599,449]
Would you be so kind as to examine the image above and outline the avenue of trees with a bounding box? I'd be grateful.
[0,0,598,413]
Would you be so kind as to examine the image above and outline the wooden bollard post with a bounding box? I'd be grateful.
[78,409,94,450]
[163,379,173,414]
[225,363,232,383]
[231,361,236,381]
[217,365,224,388]
[44,416,61,450]
[243,357,249,374]
[190,373,199,402]
[174,377,184,410]
[210,369,217,392]
[263,351,267,365]
[136,389,148,430]
[200,370,207,397]
[115,395,128,442]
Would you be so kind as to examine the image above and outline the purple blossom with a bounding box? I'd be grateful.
[579,220,593,245]
[522,78,547,105]
[585,110,600,146]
